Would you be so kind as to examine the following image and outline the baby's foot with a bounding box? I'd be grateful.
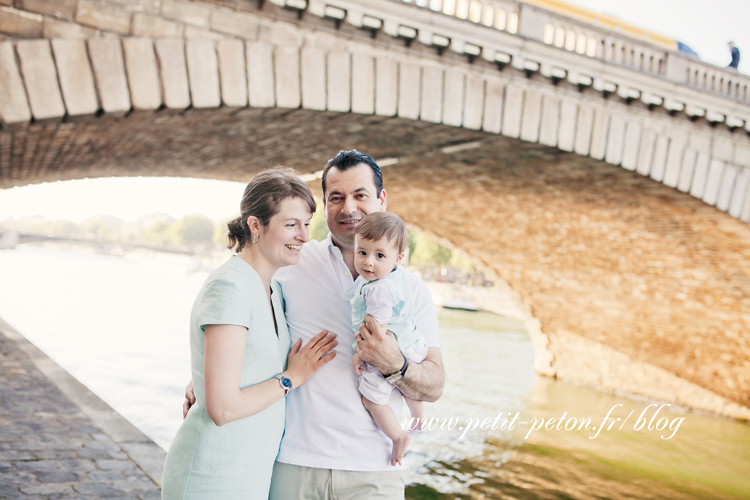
[390,432,411,466]
[409,414,425,431]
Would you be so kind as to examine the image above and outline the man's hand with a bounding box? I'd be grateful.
[354,315,403,376]
[351,352,364,375]
[183,381,196,419]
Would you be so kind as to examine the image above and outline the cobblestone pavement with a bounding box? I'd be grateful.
[0,319,163,499]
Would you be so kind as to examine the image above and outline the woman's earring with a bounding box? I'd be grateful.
[253,234,259,244]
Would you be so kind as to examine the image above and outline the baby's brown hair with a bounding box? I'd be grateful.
[355,212,407,253]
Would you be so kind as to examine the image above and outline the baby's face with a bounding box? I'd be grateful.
[354,235,403,282]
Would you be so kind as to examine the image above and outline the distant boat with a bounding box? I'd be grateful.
[0,231,19,250]
[442,297,479,312]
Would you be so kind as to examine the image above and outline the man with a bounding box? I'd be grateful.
[185,150,444,499]
[728,41,740,70]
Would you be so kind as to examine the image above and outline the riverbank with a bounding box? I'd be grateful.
[0,316,164,498]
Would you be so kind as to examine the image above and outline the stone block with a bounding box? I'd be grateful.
[501,85,523,138]
[620,120,642,171]
[0,7,42,37]
[375,57,397,117]
[538,95,560,147]
[327,51,350,113]
[716,164,738,212]
[43,19,98,39]
[520,90,542,143]
[184,25,225,40]
[573,104,594,156]
[649,135,669,182]
[0,42,31,124]
[300,46,325,111]
[51,39,99,116]
[604,114,626,165]
[636,128,656,176]
[76,1,131,34]
[442,70,464,127]
[246,41,274,107]
[733,143,750,168]
[186,39,220,108]
[122,37,162,110]
[351,53,374,115]
[589,107,609,160]
[729,171,749,218]
[15,40,65,120]
[557,101,577,152]
[217,39,247,107]
[463,75,483,130]
[131,13,183,37]
[210,8,258,39]
[677,147,697,193]
[273,46,300,109]
[154,38,190,109]
[689,151,711,199]
[99,0,160,13]
[257,21,302,47]
[702,159,725,206]
[738,174,750,222]
[397,62,420,120]
[161,0,211,28]
[517,3,546,40]
[420,66,443,124]
[17,0,76,20]
[711,137,734,162]
[662,134,687,188]
[88,38,131,114]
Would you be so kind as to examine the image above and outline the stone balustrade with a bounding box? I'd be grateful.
[390,0,750,111]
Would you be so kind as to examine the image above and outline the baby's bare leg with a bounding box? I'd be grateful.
[361,396,411,466]
[404,396,425,430]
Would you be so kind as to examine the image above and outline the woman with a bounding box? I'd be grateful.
[161,170,337,499]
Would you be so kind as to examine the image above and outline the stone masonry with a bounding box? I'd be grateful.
[0,317,164,498]
[0,0,749,419]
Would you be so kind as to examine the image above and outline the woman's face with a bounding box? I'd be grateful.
[257,197,312,269]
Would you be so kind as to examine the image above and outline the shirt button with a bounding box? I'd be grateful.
[344,273,349,277]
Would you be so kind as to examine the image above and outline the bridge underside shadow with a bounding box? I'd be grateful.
[2,109,749,417]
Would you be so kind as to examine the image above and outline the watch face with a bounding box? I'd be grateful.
[280,376,292,390]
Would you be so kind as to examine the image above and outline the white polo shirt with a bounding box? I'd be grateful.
[274,234,440,471]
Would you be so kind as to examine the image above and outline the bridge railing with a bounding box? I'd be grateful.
[394,0,750,105]
[685,58,750,102]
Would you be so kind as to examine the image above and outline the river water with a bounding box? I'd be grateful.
[0,245,748,499]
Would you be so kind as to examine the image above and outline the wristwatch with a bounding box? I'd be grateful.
[384,356,409,383]
[275,374,293,395]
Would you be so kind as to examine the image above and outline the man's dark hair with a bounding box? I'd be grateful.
[321,150,383,199]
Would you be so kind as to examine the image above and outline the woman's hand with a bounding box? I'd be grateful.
[183,381,196,419]
[285,330,338,388]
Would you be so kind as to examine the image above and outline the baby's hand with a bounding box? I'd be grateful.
[351,353,364,375]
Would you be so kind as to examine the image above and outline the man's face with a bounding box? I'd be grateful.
[323,163,387,250]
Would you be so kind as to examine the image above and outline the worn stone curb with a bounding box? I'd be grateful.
[0,316,165,493]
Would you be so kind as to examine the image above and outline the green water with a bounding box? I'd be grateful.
[407,309,750,500]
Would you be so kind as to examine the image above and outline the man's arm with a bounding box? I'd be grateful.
[355,315,444,402]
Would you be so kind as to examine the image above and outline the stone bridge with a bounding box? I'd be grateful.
[1,0,749,419]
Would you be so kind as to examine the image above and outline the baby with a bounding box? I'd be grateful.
[350,212,428,466]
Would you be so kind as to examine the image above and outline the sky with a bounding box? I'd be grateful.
[1,0,748,222]
[566,0,749,72]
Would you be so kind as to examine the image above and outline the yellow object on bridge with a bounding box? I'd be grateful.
[521,0,678,51]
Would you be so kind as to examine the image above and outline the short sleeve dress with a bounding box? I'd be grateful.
[161,256,291,500]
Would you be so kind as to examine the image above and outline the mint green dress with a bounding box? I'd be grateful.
[162,257,291,500]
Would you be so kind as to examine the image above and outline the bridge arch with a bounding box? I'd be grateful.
[1,0,749,419]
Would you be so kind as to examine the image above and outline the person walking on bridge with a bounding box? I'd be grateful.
[728,41,740,70]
